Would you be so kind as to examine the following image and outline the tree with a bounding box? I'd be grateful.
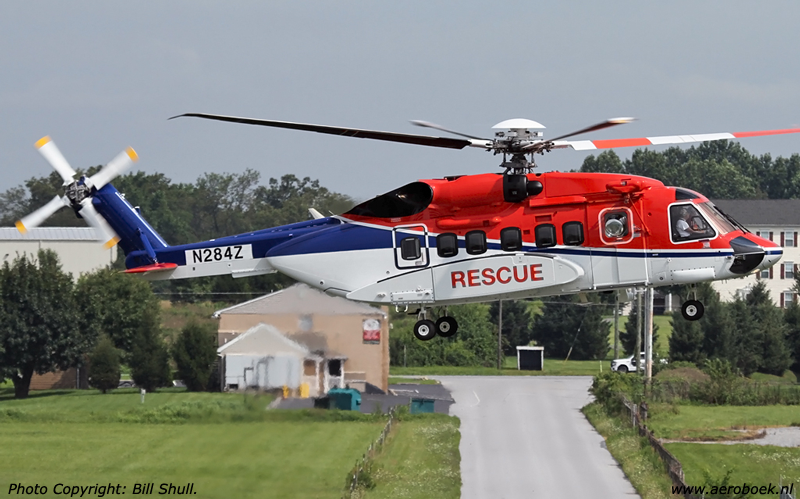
[0,250,89,399]
[89,336,121,393]
[668,315,704,364]
[533,296,609,360]
[620,299,659,356]
[489,300,534,355]
[129,326,172,392]
[746,281,791,376]
[172,321,218,391]
[75,268,162,358]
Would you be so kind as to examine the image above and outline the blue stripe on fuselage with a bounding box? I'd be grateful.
[265,221,735,259]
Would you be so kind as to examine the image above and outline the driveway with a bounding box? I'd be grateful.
[438,376,640,498]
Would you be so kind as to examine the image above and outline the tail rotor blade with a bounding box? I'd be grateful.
[89,147,138,190]
[16,195,70,233]
[35,136,77,185]
[79,200,120,249]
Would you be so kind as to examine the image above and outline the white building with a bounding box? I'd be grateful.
[710,199,800,308]
[0,227,116,278]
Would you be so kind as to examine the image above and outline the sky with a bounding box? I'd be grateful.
[2,1,799,204]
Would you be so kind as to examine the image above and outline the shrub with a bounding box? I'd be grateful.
[171,321,218,392]
[88,336,121,393]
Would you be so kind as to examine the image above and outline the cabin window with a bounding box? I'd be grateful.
[500,227,523,251]
[669,204,715,242]
[562,222,584,246]
[465,230,487,255]
[400,237,421,260]
[437,233,458,258]
[534,224,556,248]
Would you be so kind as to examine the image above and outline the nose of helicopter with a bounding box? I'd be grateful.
[728,234,780,275]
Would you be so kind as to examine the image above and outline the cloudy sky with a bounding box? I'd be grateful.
[2,1,799,202]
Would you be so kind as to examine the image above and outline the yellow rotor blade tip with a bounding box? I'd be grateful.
[104,237,121,249]
[126,147,139,162]
[15,220,27,234]
[35,136,51,149]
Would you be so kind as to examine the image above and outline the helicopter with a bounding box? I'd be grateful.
[15,115,799,340]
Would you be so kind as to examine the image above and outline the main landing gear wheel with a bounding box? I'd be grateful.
[681,300,705,321]
[435,317,459,338]
[413,319,437,341]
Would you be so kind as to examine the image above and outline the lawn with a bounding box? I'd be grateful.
[362,414,461,499]
[664,443,800,493]
[647,404,800,441]
[390,358,606,376]
[0,388,385,498]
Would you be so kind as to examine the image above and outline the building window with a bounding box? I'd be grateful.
[436,233,458,258]
[784,291,795,309]
[535,224,557,248]
[562,222,584,246]
[786,261,794,280]
[760,268,770,279]
[785,231,796,247]
[500,227,523,251]
[400,237,421,260]
[465,230,487,255]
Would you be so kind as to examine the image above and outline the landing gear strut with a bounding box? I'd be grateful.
[681,285,705,321]
[412,307,459,341]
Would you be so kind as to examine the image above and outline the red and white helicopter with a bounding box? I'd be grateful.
[16,114,800,340]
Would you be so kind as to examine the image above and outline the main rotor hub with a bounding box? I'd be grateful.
[64,178,91,206]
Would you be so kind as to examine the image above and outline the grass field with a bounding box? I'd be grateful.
[647,404,800,441]
[390,358,607,376]
[582,403,674,499]
[607,314,673,357]
[664,443,800,492]
[362,414,461,499]
[0,388,385,498]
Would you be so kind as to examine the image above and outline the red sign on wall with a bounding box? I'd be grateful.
[362,319,381,344]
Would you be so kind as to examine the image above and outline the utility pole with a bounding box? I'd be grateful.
[644,287,654,382]
[497,300,503,370]
[633,289,642,376]
[613,294,620,360]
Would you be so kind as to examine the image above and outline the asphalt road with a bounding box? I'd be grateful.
[438,376,640,499]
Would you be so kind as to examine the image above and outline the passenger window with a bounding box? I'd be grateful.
[603,211,630,240]
[437,233,458,258]
[465,230,487,255]
[563,222,584,246]
[669,204,716,242]
[500,227,523,251]
[400,237,421,260]
[535,224,556,248]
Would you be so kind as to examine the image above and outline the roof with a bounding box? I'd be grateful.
[217,323,313,357]
[710,199,800,227]
[213,283,387,317]
[0,227,101,241]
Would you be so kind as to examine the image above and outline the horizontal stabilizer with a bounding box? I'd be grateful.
[123,262,178,274]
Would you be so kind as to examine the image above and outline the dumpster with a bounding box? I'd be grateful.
[327,388,362,411]
[410,398,435,414]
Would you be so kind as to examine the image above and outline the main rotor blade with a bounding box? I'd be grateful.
[555,126,800,151]
[170,113,474,150]
[409,120,490,141]
[35,136,76,184]
[16,195,70,233]
[89,147,139,190]
[78,200,120,249]
[548,117,636,142]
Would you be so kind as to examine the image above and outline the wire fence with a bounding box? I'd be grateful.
[342,406,398,498]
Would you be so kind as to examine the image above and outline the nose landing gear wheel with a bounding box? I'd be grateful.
[681,300,704,321]
[435,317,459,338]
[413,319,437,341]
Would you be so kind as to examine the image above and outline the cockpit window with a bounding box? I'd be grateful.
[345,182,433,218]
[670,204,716,242]
[696,202,736,235]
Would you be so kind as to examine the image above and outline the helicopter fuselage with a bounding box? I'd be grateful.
[119,171,780,308]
